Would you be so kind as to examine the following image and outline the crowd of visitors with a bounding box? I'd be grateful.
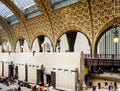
[88,79,119,91]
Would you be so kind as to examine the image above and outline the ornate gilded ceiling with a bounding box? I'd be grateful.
[0,0,119,52]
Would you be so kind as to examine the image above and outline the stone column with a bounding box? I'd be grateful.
[66,31,77,52]
[38,36,45,52]
[19,39,24,52]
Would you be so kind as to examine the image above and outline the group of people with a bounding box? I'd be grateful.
[0,76,15,86]
[89,79,118,91]
[104,79,117,91]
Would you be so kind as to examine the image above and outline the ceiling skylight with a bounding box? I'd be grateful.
[11,0,41,19]
[0,2,19,25]
[49,0,78,10]
[0,25,2,30]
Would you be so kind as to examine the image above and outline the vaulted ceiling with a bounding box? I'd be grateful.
[0,0,119,52]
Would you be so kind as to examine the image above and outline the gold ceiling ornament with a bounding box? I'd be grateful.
[112,0,120,43]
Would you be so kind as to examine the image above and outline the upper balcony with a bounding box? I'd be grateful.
[84,54,120,66]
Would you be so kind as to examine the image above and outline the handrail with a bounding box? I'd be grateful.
[84,54,120,59]
[84,54,120,66]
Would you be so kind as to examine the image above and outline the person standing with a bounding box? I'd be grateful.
[92,86,96,91]
[14,87,17,91]
[18,86,21,91]
[89,81,92,88]
[104,79,108,86]
[98,82,101,89]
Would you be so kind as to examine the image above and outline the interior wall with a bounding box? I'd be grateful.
[17,64,25,81]
[4,62,9,77]
[0,61,2,76]
[0,52,81,90]
[55,70,76,90]
[28,65,37,83]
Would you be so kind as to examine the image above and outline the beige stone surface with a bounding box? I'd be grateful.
[0,0,120,52]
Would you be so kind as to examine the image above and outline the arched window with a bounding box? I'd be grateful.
[97,26,120,55]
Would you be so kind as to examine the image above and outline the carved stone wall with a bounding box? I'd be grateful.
[0,0,119,53]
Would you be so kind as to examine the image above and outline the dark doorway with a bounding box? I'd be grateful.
[46,75,51,86]
[15,66,18,79]
[9,65,14,77]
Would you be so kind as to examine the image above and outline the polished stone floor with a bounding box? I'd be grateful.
[7,72,120,91]
[9,84,31,91]
[82,72,120,91]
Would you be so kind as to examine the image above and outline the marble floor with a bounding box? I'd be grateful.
[6,72,120,91]
[9,84,31,91]
[82,72,120,91]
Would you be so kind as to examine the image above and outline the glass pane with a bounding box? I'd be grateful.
[98,26,120,55]
[0,2,19,25]
[0,25,2,30]
[11,0,41,19]
[49,0,78,10]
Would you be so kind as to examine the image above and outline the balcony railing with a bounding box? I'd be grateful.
[84,54,120,59]
[84,54,120,66]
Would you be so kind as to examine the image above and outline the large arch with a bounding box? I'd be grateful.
[95,17,120,43]
[1,39,12,52]
[31,31,53,50]
[32,35,53,52]
[0,16,14,51]
[95,17,120,54]
[15,37,30,52]
[56,25,91,52]
[56,30,91,53]
[95,26,113,54]
[57,25,90,40]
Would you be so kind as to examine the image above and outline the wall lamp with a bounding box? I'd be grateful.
[53,68,56,70]
[64,69,68,73]
[58,69,62,72]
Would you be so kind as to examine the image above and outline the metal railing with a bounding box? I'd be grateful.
[84,54,120,59]
[84,54,120,66]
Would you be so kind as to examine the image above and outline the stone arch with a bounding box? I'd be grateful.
[55,26,91,53]
[94,17,120,54]
[56,25,91,48]
[1,39,12,52]
[95,17,120,43]
[1,39,9,45]
[30,32,53,49]
[14,36,30,52]
[31,34,53,52]
[57,25,90,39]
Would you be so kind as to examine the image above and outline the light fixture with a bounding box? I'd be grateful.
[58,68,62,72]
[113,24,119,43]
[71,70,76,74]
[64,69,68,74]
[53,68,56,70]
[113,26,119,43]
[20,45,24,48]
[113,35,119,43]
[19,38,24,52]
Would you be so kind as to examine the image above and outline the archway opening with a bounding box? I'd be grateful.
[56,30,90,53]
